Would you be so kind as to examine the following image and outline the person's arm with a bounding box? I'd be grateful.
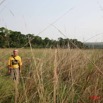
[7,65,11,74]
[7,57,11,74]
[19,57,22,73]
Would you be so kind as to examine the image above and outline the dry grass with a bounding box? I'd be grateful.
[0,48,103,103]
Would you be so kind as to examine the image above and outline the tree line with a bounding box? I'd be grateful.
[0,27,87,48]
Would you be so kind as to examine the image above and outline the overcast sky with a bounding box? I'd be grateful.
[0,0,103,42]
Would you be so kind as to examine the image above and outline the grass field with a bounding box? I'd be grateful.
[0,48,103,103]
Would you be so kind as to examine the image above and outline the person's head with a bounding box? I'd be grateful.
[13,49,18,56]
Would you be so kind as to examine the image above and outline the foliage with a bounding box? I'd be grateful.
[0,27,87,48]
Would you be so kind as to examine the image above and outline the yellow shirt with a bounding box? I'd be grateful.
[8,55,22,69]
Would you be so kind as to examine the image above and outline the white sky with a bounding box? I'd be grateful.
[0,0,103,42]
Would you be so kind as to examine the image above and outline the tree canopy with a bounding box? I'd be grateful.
[0,27,87,48]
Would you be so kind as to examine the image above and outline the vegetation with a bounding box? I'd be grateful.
[0,27,103,103]
[0,27,87,48]
[84,42,103,49]
[0,49,103,103]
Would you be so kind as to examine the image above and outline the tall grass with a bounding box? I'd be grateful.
[0,49,103,103]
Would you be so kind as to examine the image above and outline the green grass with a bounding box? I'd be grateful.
[0,49,103,103]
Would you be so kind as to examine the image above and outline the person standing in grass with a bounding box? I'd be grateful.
[7,49,22,84]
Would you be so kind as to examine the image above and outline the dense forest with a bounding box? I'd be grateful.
[0,27,87,48]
